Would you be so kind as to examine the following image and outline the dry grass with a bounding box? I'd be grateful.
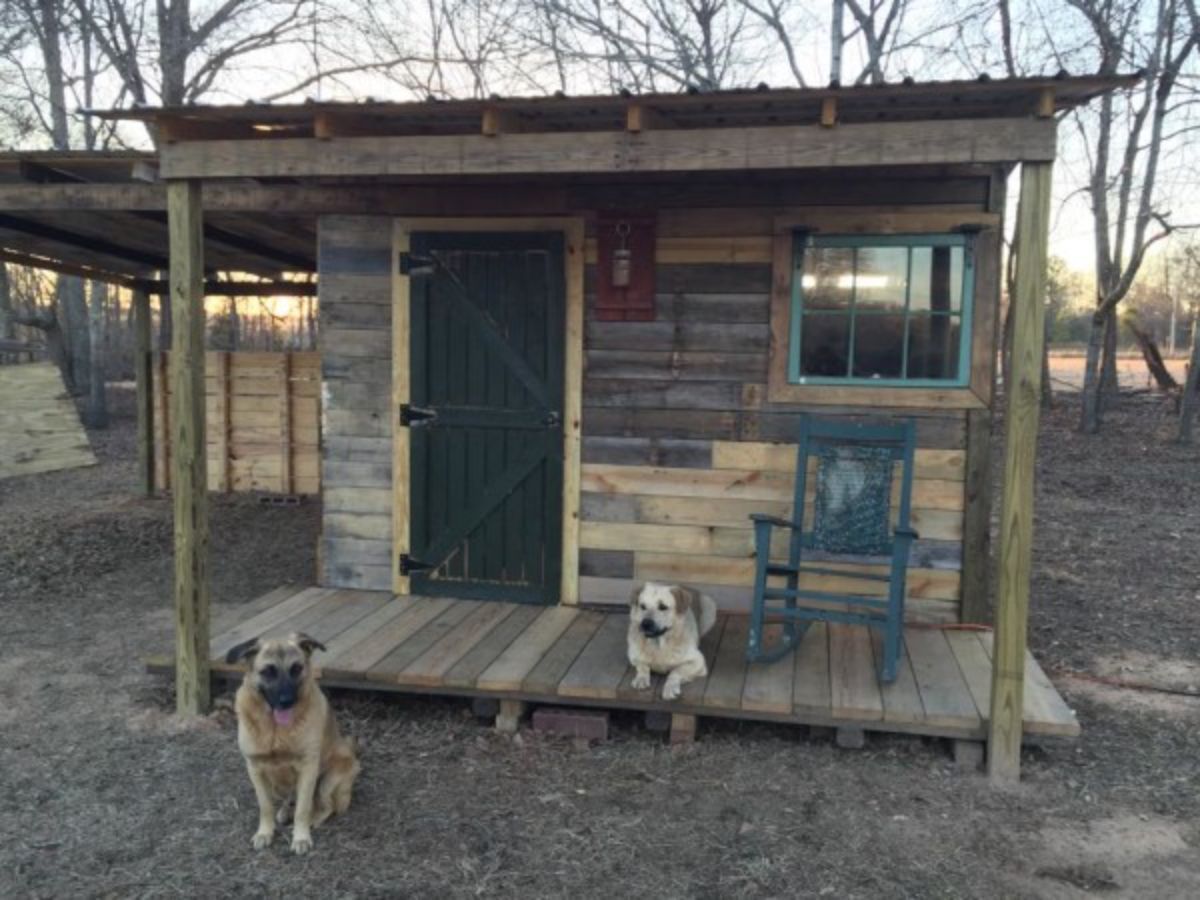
[1,386,1199,898]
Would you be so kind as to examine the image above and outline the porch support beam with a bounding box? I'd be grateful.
[987,160,1052,782]
[159,117,1058,180]
[132,287,155,495]
[168,178,211,716]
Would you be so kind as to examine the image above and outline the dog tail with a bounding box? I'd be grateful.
[696,592,718,638]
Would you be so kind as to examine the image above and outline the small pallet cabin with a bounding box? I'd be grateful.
[0,74,1135,780]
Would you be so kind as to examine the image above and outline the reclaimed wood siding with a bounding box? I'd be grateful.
[579,216,981,623]
[151,351,319,494]
[319,216,394,591]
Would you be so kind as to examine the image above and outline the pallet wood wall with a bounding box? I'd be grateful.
[151,351,319,495]
[317,174,997,616]
[0,361,97,480]
[318,216,394,591]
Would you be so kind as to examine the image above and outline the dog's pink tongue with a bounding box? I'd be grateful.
[272,708,294,727]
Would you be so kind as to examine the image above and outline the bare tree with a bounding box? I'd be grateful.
[1062,0,1198,432]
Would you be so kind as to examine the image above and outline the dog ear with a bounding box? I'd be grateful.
[670,586,693,617]
[224,637,260,665]
[630,584,643,609]
[294,633,327,656]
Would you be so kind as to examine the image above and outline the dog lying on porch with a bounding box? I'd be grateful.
[225,633,361,855]
[628,582,718,701]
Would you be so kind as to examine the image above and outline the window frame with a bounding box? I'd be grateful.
[786,232,976,389]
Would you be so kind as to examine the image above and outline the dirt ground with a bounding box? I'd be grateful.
[2,385,1199,899]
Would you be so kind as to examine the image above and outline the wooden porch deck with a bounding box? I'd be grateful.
[150,586,1079,742]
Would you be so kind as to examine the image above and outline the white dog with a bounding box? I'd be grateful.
[627,582,718,700]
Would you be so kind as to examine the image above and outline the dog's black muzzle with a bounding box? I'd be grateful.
[260,679,299,711]
[640,618,668,639]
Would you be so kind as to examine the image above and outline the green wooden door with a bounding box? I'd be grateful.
[404,232,565,604]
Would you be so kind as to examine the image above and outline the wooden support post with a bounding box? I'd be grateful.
[168,178,210,716]
[495,699,527,734]
[157,351,171,490]
[216,351,232,492]
[820,97,838,128]
[960,408,993,623]
[1036,88,1055,118]
[625,103,667,133]
[669,713,697,745]
[835,726,866,750]
[954,739,985,772]
[279,353,294,494]
[132,288,155,495]
[481,107,523,136]
[988,161,1052,783]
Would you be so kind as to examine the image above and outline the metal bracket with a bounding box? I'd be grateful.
[398,554,435,577]
[399,252,435,276]
[399,404,437,427]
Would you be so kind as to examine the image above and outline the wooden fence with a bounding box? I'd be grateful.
[152,351,320,494]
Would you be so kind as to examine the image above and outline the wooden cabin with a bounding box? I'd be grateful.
[0,74,1135,780]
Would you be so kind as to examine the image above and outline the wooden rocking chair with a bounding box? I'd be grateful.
[745,415,918,683]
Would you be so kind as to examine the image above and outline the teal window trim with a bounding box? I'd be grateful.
[786,232,976,388]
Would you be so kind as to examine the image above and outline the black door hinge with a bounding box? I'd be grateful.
[399,253,434,276]
[399,554,434,576]
[399,404,437,427]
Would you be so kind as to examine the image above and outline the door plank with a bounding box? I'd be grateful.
[477,606,579,691]
[557,614,631,700]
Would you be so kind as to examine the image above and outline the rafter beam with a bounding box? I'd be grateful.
[0,212,167,269]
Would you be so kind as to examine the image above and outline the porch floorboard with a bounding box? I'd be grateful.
[148,586,1080,741]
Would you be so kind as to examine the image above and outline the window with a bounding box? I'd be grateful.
[787,233,975,387]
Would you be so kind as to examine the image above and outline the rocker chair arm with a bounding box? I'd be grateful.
[750,513,800,530]
[893,526,920,541]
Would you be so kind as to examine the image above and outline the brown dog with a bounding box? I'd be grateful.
[225,633,360,854]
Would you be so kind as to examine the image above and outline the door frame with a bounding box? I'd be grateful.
[392,217,585,604]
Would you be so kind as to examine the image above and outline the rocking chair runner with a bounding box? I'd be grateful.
[746,415,918,683]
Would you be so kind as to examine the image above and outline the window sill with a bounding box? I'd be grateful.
[765,380,988,409]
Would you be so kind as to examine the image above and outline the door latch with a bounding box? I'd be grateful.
[399,253,435,276]
[399,404,437,427]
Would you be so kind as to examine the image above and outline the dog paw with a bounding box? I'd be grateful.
[251,829,274,850]
[632,672,651,690]
[290,832,313,855]
[662,679,682,701]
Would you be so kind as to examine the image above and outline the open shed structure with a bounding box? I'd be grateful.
[2,74,1135,780]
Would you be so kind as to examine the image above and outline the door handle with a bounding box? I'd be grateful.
[399,404,438,427]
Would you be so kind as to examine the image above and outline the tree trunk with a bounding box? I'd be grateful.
[159,287,172,348]
[57,275,89,395]
[1041,306,1053,409]
[1100,306,1119,400]
[1126,317,1178,391]
[1001,298,1014,397]
[228,297,240,350]
[1180,320,1200,443]
[84,280,109,428]
[1079,312,1105,433]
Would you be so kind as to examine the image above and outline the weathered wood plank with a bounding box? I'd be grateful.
[321,596,454,672]
[710,442,966,482]
[828,623,883,721]
[945,629,992,718]
[557,614,631,700]
[582,436,712,469]
[367,600,480,678]
[585,349,766,382]
[906,627,980,729]
[400,601,518,686]
[961,409,993,623]
[477,606,580,691]
[133,290,154,494]
[316,600,411,668]
[443,604,545,689]
[210,587,337,660]
[586,321,769,352]
[870,630,926,726]
[792,622,831,716]
[703,614,750,709]
[578,548,635,578]
[678,615,728,704]
[741,625,797,714]
[522,610,605,695]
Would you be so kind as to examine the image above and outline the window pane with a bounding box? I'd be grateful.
[800,246,854,310]
[852,247,908,313]
[800,314,850,377]
[910,246,963,313]
[907,314,962,379]
[851,314,906,378]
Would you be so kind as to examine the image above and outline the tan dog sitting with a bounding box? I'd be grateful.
[627,582,718,700]
[225,633,361,855]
